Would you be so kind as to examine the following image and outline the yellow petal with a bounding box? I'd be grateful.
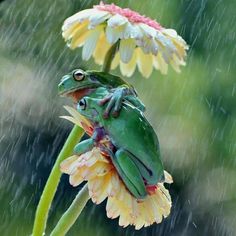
[68,21,90,49]
[93,32,111,65]
[62,9,94,31]
[60,116,82,127]
[106,197,120,219]
[60,155,80,174]
[63,106,91,129]
[111,52,120,69]
[120,49,136,77]
[90,174,111,204]
[156,52,168,74]
[136,48,153,78]
[69,170,84,187]
[62,22,84,41]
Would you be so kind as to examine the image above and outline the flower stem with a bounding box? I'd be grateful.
[32,125,84,236]
[102,42,119,73]
[50,184,89,236]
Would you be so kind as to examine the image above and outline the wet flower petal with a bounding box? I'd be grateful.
[119,38,136,63]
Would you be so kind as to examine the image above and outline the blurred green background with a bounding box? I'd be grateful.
[0,0,235,235]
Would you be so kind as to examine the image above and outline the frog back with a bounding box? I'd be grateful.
[101,103,164,184]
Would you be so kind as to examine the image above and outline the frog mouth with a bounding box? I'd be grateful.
[59,86,87,96]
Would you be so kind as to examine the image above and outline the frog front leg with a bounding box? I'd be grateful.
[74,127,105,155]
[99,86,146,118]
[74,139,95,155]
[103,147,147,199]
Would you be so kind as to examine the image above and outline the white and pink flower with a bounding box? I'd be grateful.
[62,2,188,78]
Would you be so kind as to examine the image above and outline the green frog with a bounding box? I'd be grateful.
[72,91,164,199]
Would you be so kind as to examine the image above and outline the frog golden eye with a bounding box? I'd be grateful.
[73,70,85,81]
[79,99,86,110]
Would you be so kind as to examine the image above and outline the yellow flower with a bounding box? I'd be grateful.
[61,148,173,230]
[62,2,188,78]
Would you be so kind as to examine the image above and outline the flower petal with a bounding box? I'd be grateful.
[139,23,157,38]
[67,21,90,49]
[111,52,120,69]
[136,48,153,78]
[70,171,84,186]
[164,170,173,184]
[88,10,110,29]
[93,32,111,65]
[82,25,103,60]
[60,155,80,174]
[120,50,137,77]
[62,9,94,31]
[119,38,136,63]
[107,14,128,28]
[105,26,121,44]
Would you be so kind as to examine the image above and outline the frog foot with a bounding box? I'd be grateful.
[98,88,124,118]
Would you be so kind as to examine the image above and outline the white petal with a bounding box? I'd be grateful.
[88,11,110,29]
[139,23,157,38]
[119,39,136,63]
[162,28,178,38]
[164,170,173,184]
[141,38,159,55]
[127,23,143,39]
[105,26,120,44]
[82,26,103,60]
[107,14,128,27]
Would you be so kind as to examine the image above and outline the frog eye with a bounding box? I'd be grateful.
[73,69,85,81]
[78,99,86,110]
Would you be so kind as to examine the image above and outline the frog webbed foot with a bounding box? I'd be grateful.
[98,87,146,118]
[98,88,124,118]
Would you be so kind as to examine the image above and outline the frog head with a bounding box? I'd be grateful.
[76,97,104,123]
[58,69,101,97]
[58,69,130,102]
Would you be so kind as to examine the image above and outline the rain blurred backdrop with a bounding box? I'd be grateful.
[0,0,235,235]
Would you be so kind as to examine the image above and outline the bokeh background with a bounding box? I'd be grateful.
[0,0,235,235]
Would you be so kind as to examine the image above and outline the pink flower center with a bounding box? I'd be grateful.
[95,2,163,30]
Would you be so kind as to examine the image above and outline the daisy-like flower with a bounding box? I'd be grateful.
[62,2,188,78]
[61,148,173,229]
[60,107,173,229]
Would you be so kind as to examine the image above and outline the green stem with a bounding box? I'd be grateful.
[32,125,84,236]
[102,42,119,73]
[50,184,89,236]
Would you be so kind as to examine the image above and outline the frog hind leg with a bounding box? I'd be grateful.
[124,95,146,112]
[108,148,148,199]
